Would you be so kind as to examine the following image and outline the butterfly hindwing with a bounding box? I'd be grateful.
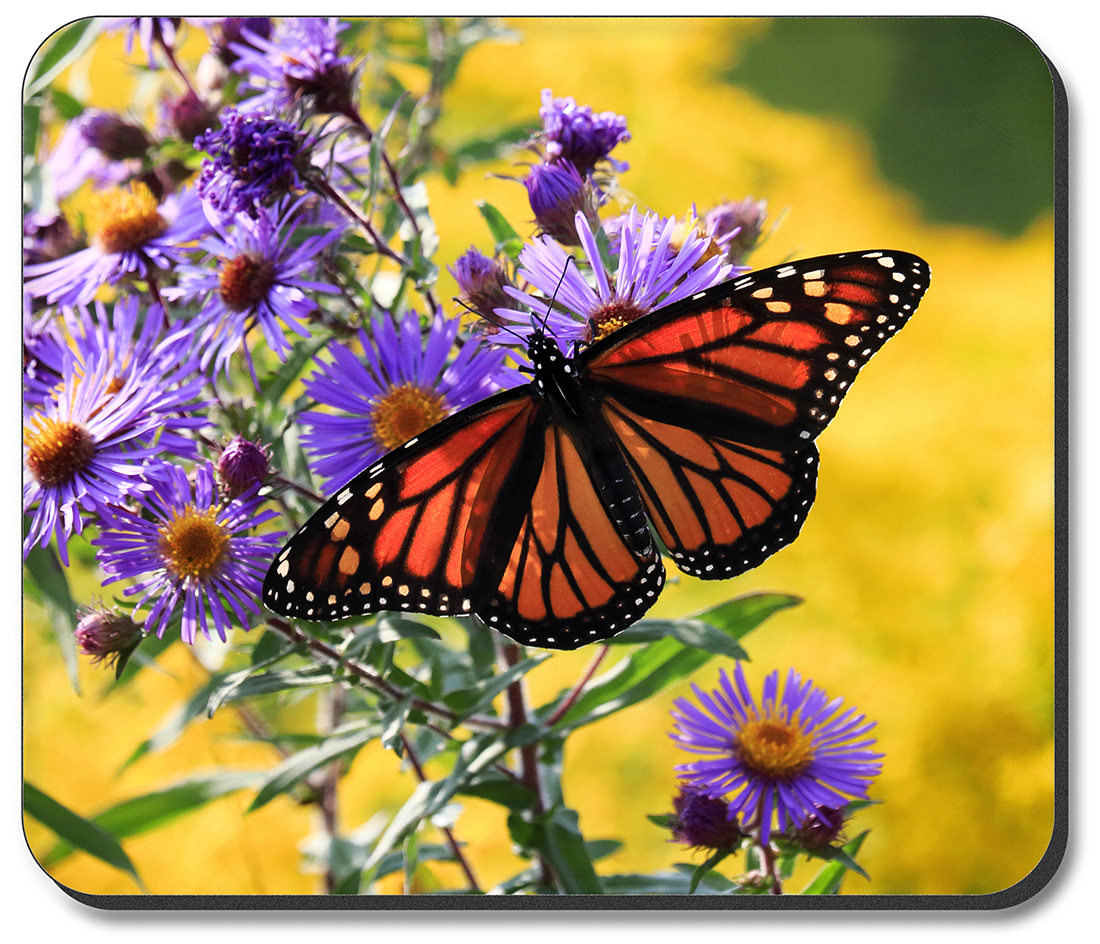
[478,413,665,649]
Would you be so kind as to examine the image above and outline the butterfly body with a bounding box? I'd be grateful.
[264,250,929,649]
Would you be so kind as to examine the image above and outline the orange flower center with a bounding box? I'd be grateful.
[89,182,169,254]
[734,713,815,782]
[219,254,277,311]
[371,383,446,451]
[25,416,96,488]
[158,505,230,580]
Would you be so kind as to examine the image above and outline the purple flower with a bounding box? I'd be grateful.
[23,351,165,565]
[668,783,745,853]
[23,183,211,306]
[74,603,144,670]
[210,17,272,66]
[670,663,884,843]
[448,247,516,329]
[231,17,355,117]
[94,461,283,645]
[162,199,343,381]
[705,197,770,265]
[299,310,516,488]
[497,207,736,347]
[523,161,599,246]
[23,303,68,407]
[194,109,315,221]
[58,297,210,456]
[217,435,272,498]
[538,89,630,177]
[102,17,183,68]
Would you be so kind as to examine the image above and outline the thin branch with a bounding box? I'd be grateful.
[546,644,610,727]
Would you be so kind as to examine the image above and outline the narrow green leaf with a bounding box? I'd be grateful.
[119,676,226,772]
[207,665,340,715]
[25,18,101,101]
[456,774,535,812]
[672,861,738,893]
[250,724,378,811]
[262,334,330,405]
[24,782,144,890]
[540,807,603,894]
[444,651,549,722]
[689,850,730,893]
[23,542,80,694]
[475,200,523,256]
[802,830,870,895]
[380,696,413,753]
[42,771,261,866]
[607,618,749,660]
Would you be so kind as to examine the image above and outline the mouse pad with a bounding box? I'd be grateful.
[21,15,1064,909]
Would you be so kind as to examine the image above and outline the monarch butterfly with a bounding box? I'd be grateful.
[263,249,929,649]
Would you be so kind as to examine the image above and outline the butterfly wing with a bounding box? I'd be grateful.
[477,408,664,649]
[584,249,928,577]
[263,378,664,649]
[263,387,546,622]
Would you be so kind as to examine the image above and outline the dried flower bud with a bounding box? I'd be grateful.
[705,197,769,266]
[79,110,151,161]
[167,89,219,145]
[449,247,515,327]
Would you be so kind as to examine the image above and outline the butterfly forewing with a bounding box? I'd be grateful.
[263,389,543,621]
[584,250,930,451]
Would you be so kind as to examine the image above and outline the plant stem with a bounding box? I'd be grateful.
[319,684,345,894]
[546,644,609,727]
[265,616,508,731]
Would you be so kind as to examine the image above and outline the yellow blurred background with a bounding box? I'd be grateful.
[23,17,1056,898]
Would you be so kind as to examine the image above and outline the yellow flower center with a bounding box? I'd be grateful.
[371,383,446,451]
[734,713,815,782]
[25,416,96,488]
[158,505,230,580]
[219,254,277,311]
[588,299,647,342]
[89,182,169,254]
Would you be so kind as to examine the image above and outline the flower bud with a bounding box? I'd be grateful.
[449,247,515,327]
[668,784,744,853]
[217,435,271,498]
[75,605,143,670]
[167,89,219,146]
[524,161,599,247]
[705,197,769,265]
[791,804,846,851]
[79,110,151,161]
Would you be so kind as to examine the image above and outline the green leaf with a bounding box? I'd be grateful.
[607,618,748,660]
[24,17,101,101]
[672,861,738,894]
[206,665,340,715]
[120,675,226,772]
[112,631,177,687]
[802,830,870,895]
[23,541,80,694]
[24,782,144,890]
[261,334,330,406]
[42,771,262,866]
[443,651,550,722]
[455,773,535,812]
[249,723,378,811]
[475,201,524,258]
[689,849,731,894]
[539,807,603,894]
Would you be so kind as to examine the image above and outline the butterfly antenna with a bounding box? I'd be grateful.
[534,255,575,334]
[451,296,528,346]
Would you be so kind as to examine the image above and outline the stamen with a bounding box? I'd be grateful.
[734,713,815,781]
[89,182,168,254]
[372,383,446,451]
[219,254,277,311]
[158,505,230,580]
[25,417,96,487]
[589,299,647,341]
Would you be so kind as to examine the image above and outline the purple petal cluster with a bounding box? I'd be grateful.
[94,461,283,644]
[539,88,631,176]
[194,109,314,220]
[300,310,517,488]
[670,663,884,843]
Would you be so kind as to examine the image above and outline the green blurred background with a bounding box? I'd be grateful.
[23,17,1056,896]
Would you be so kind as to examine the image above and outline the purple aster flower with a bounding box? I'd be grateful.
[194,108,315,221]
[74,602,144,671]
[36,113,142,209]
[705,196,770,265]
[497,207,737,347]
[58,297,210,456]
[210,17,273,66]
[23,303,68,406]
[23,351,166,565]
[668,783,745,853]
[94,461,283,645]
[23,183,211,307]
[231,17,355,117]
[523,161,599,246]
[538,89,631,177]
[448,246,516,330]
[299,310,516,488]
[670,663,884,844]
[162,198,343,381]
[102,17,183,68]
